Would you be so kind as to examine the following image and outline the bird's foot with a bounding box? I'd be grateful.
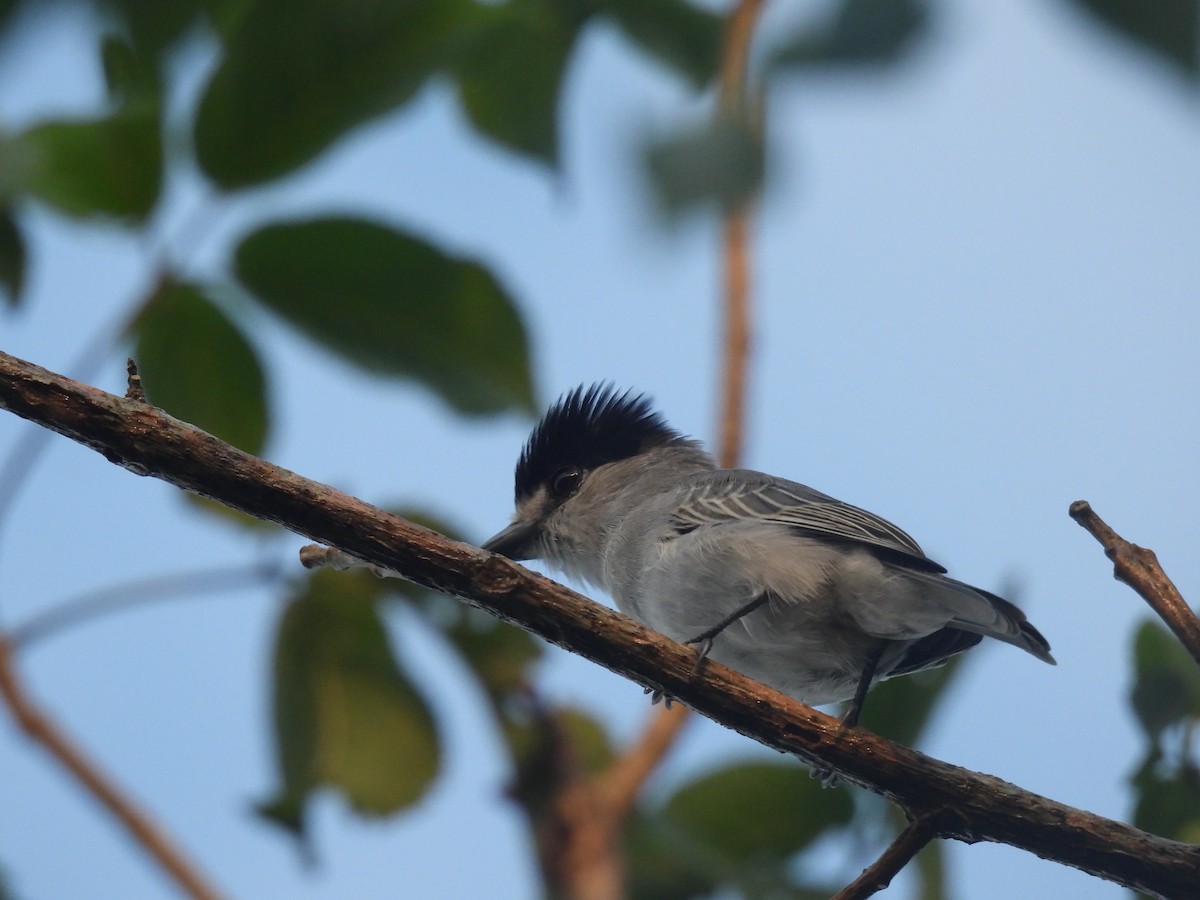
[643,685,675,709]
[809,765,842,789]
[683,635,714,677]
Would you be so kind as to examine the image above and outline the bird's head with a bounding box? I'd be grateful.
[483,383,709,580]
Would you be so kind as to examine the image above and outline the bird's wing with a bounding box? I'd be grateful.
[669,470,947,573]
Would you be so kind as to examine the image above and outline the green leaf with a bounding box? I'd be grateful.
[235,216,535,416]
[1130,619,1200,740]
[100,0,207,59]
[644,113,765,218]
[454,0,587,167]
[132,281,269,455]
[771,0,929,69]
[1132,765,1200,841]
[626,813,719,900]
[0,107,162,221]
[597,0,722,88]
[259,570,441,838]
[1067,0,1200,78]
[662,761,853,864]
[194,0,477,188]
[0,209,25,308]
[101,35,161,106]
[444,605,543,697]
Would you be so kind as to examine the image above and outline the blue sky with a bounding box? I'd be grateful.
[2,1,1199,898]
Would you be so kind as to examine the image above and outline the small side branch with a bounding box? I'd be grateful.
[832,815,939,900]
[0,635,222,900]
[598,704,690,820]
[1070,500,1200,669]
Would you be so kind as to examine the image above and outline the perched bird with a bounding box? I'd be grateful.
[483,384,1054,728]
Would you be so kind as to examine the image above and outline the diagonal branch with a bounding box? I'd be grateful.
[832,814,939,900]
[0,635,222,900]
[2,349,1199,899]
[1070,500,1200,670]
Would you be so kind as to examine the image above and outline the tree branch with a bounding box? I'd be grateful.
[1070,500,1200,670]
[2,349,1198,899]
[832,815,939,900]
[0,635,222,900]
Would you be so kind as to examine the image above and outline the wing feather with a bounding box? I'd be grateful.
[670,470,947,573]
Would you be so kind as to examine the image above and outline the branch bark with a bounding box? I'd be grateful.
[1070,500,1200,670]
[832,815,939,900]
[2,349,1199,899]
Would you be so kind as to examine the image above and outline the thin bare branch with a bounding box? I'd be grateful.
[1070,500,1200,670]
[718,207,753,469]
[2,349,1199,899]
[598,704,690,819]
[715,0,763,470]
[10,561,282,649]
[594,0,769,846]
[832,815,939,900]
[0,635,222,900]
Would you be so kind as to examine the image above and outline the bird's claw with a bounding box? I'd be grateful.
[810,766,842,789]
[684,635,714,677]
[643,685,675,709]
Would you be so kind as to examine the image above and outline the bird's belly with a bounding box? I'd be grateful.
[703,614,870,706]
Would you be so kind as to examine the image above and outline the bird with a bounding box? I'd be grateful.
[483,383,1055,731]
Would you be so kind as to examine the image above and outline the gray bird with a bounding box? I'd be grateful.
[483,384,1055,728]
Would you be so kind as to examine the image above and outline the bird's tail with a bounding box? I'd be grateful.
[912,573,1056,665]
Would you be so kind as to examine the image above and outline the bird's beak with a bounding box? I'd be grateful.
[482,519,541,561]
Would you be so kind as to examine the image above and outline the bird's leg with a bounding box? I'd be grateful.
[814,640,889,788]
[840,639,887,729]
[684,592,772,674]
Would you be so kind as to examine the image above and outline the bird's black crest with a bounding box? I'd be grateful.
[515,384,685,502]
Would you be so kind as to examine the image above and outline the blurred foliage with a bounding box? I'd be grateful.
[771,0,930,69]
[454,0,588,167]
[235,217,535,417]
[0,210,24,307]
[131,280,269,455]
[258,569,441,841]
[1128,620,1200,843]
[1064,0,1200,78]
[2,0,1198,897]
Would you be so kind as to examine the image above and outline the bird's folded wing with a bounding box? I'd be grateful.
[669,471,947,573]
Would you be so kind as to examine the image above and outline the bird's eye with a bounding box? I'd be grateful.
[550,467,582,498]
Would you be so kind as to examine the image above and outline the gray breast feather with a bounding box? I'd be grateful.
[667,470,947,574]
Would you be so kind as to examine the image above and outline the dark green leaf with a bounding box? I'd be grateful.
[259,570,441,838]
[859,655,965,747]
[644,113,764,217]
[1067,0,1200,77]
[369,507,543,710]
[100,0,206,59]
[101,35,161,105]
[662,761,853,863]
[597,0,722,88]
[1130,619,1200,740]
[0,209,25,308]
[772,0,929,69]
[1132,765,1200,841]
[235,217,535,416]
[454,0,587,167]
[0,107,162,221]
[626,813,719,900]
[194,0,477,188]
[132,281,269,454]
[443,605,543,697]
